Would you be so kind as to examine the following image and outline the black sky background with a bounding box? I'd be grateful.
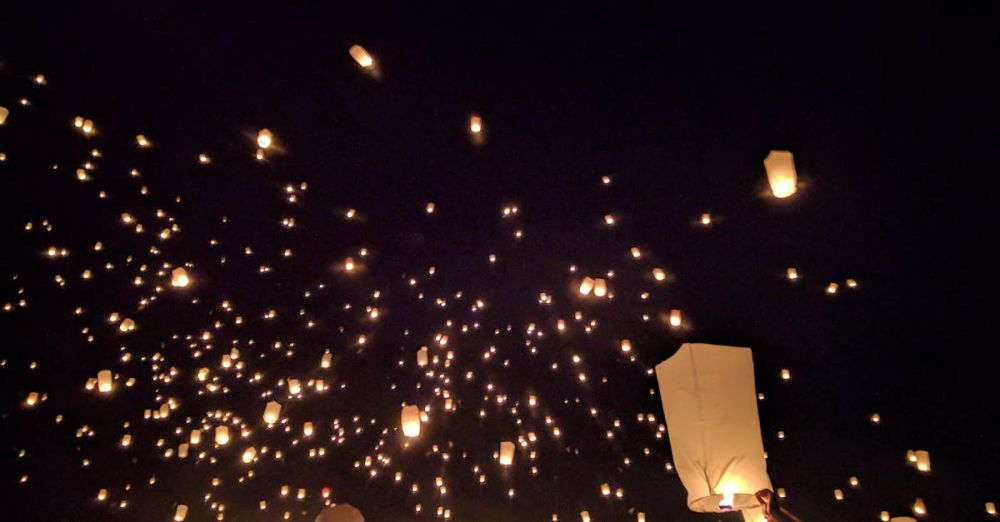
[2,1,999,521]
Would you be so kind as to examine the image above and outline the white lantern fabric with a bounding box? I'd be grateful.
[315,504,364,522]
[763,150,797,198]
[655,343,771,512]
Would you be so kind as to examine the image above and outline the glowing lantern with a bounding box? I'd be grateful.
[669,309,682,327]
[786,268,798,280]
[417,347,429,367]
[655,343,771,513]
[349,45,374,67]
[97,370,114,393]
[600,483,611,496]
[136,135,151,148]
[257,129,273,149]
[986,502,996,516]
[321,352,332,369]
[620,339,632,353]
[119,318,136,333]
[215,426,230,446]
[288,379,302,395]
[25,392,40,407]
[303,421,314,437]
[469,115,483,134]
[499,441,515,466]
[263,401,282,424]
[174,504,188,521]
[0,106,8,125]
[834,489,844,500]
[315,504,365,522]
[242,447,257,463]
[400,404,421,437]
[826,282,839,295]
[593,278,608,298]
[652,268,667,282]
[170,267,190,288]
[189,430,201,445]
[763,150,797,198]
[780,369,792,381]
[880,512,890,521]
[580,511,591,522]
[178,443,189,458]
[912,498,927,516]
[914,450,931,472]
[579,277,595,296]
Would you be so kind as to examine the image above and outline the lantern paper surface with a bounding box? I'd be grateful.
[315,504,365,522]
[763,150,797,198]
[655,343,771,512]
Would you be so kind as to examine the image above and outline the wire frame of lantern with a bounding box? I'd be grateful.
[656,343,772,513]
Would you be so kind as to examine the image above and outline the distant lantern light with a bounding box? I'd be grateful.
[469,115,483,134]
[174,504,188,521]
[849,476,860,488]
[416,347,429,367]
[579,277,595,296]
[763,150,798,198]
[826,282,839,295]
[119,318,136,333]
[870,413,881,424]
[620,339,632,353]
[0,106,9,125]
[499,441,515,466]
[97,370,114,393]
[786,268,798,280]
[263,401,282,425]
[655,343,772,513]
[349,45,374,67]
[136,135,151,148]
[780,369,792,381]
[425,202,436,214]
[912,497,927,516]
[344,257,356,272]
[170,267,190,288]
[652,268,667,282]
[401,404,421,437]
[986,502,997,516]
[834,489,844,501]
[701,213,712,226]
[257,129,273,149]
[242,447,257,463]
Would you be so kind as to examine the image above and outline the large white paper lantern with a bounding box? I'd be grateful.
[655,343,771,513]
[97,370,114,393]
[315,504,364,522]
[263,401,282,425]
[763,150,797,198]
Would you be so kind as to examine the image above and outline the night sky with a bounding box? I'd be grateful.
[1,2,997,521]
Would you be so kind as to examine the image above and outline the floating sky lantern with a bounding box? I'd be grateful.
[914,450,931,472]
[174,504,188,521]
[417,346,429,367]
[170,267,190,288]
[912,498,927,516]
[349,45,374,67]
[136,134,151,147]
[499,441,515,466]
[786,268,798,280]
[579,277,595,296]
[593,278,608,298]
[242,447,257,464]
[119,318,136,333]
[763,150,798,198]
[986,502,997,516]
[97,370,114,393]
[401,404,421,437]
[669,309,682,328]
[214,426,230,446]
[263,401,282,424]
[469,115,483,134]
[655,343,771,513]
[257,128,273,149]
[652,268,667,282]
[0,106,8,125]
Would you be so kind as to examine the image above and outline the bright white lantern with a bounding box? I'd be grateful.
[257,129,273,149]
[0,106,9,124]
[763,150,797,198]
[215,426,230,446]
[499,441,515,466]
[417,347,429,367]
[655,343,771,513]
[401,404,421,437]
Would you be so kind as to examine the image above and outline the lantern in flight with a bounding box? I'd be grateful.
[914,450,931,472]
[499,441,515,466]
[215,426,230,446]
[263,401,282,425]
[763,150,797,198]
[401,404,421,437]
[579,277,595,296]
[97,370,114,393]
[170,267,190,288]
[417,346,429,367]
[655,343,771,513]
[174,504,188,521]
[257,128,273,149]
[0,106,8,125]
[469,115,483,134]
[349,45,374,68]
[593,278,608,298]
